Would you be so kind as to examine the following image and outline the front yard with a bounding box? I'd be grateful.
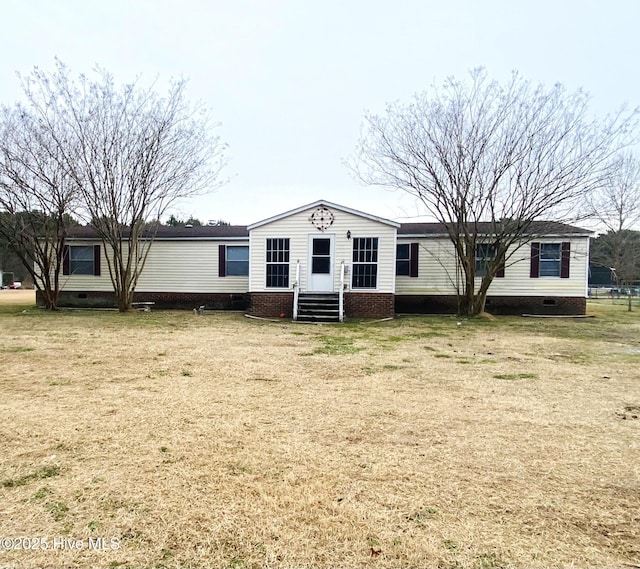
[0,300,638,568]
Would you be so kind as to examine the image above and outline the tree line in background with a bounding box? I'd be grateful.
[1,64,639,314]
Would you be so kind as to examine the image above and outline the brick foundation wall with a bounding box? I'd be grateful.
[395,295,587,316]
[45,290,249,311]
[248,292,294,318]
[45,289,585,317]
[344,292,395,318]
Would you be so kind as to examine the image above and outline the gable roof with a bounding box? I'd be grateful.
[247,199,401,230]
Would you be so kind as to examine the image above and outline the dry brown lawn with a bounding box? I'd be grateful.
[0,289,35,305]
[0,300,638,568]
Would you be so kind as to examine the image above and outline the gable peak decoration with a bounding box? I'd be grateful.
[309,206,334,232]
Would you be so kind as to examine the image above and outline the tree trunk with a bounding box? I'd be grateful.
[459,265,486,317]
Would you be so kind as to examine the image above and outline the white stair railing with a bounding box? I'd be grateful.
[293,260,301,321]
[339,261,345,322]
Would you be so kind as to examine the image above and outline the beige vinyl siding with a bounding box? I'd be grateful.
[135,240,248,292]
[395,238,460,295]
[250,208,397,293]
[395,236,589,297]
[60,239,249,293]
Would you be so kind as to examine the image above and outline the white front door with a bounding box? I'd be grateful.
[307,234,334,292]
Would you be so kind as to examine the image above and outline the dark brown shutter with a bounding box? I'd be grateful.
[530,242,540,278]
[561,242,570,278]
[410,242,419,277]
[63,245,70,275]
[218,244,226,277]
[93,245,101,276]
[496,256,505,278]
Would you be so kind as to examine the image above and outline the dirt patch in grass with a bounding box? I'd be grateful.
[0,289,35,305]
[0,303,638,568]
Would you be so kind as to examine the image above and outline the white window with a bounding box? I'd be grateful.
[352,237,378,288]
[226,246,249,276]
[266,238,290,287]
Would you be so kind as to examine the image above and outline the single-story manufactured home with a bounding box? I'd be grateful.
[50,200,592,319]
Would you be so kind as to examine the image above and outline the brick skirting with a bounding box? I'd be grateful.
[44,291,249,311]
[344,292,395,318]
[248,292,294,318]
[248,291,395,319]
[45,290,585,317]
[395,295,587,316]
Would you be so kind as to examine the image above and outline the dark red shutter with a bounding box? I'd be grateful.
[93,245,101,276]
[410,242,419,277]
[561,242,570,278]
[218,245,226,277]
[496,256,505,278]
[63,245,70,275]
[530,242,540,278]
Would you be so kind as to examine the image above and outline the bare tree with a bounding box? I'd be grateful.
[588,152,640,232]
[18,61,227,311]
[352,69,638,316]
[0,106,79,309]
[588,152,640,310]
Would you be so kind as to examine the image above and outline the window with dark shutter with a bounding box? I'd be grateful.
[531,242,568,278]
[63,245,99,276]
[396,243,410,276]
[67,245,95,275]
[396,243,419,277]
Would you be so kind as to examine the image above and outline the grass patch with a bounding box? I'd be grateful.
[477,550,505,569]
[2,346,35,353]
[493,372,538,380]
[444,539,460,551]
[313,335,361,355]
[30,486,53,501]
[406,507,438,525]
[385,335,406,342]
[2,465,61,488]
[45,501,69,521]
[408,331,447,339]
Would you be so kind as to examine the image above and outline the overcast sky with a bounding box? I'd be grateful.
[2,0,639,224]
